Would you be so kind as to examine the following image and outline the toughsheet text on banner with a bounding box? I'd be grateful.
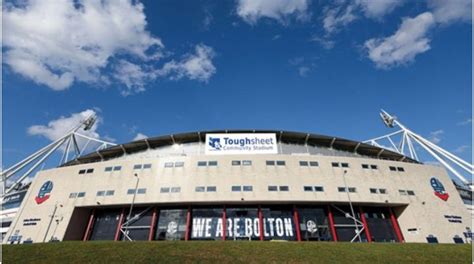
[205,133,278,155]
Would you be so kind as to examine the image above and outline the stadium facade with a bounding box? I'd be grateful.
[4,131,471,244]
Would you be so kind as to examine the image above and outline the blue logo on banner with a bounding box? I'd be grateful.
[208,137,222,150]
[430,177,449,201]
[35,181,53,204]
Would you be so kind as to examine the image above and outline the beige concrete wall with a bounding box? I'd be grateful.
[5,153,471,243]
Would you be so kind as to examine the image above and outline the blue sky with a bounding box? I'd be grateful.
[2,0,472,172]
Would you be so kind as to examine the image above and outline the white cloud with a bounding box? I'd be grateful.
[356,0,403,19]
[323,4,357,34]
[158,44,216,82]
[457,118,472,126]
[298,66,310,77]
[454,145,470,153]
[133,133,148,141]
[3,0,163,91]
[236,0,309,25]
[113,60,149,96]
[428,0,472,24]
[28,109,101,141]
[428,129,444,144]
[364,12,435,68]
[310,36,335,50]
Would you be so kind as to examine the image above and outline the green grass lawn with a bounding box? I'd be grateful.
[3,241,472,263]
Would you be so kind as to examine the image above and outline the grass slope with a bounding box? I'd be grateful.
[3,241,472,263]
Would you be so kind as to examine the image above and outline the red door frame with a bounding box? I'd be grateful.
[82,208,96,241]
[359,207,372,242]
[114,208,125,241]
[388,207,404,243]
[327,206,338,242]
[148,207,157,241]
[258,206,264,241]
[222,206,227,241]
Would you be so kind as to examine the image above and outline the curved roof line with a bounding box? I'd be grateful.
[62,130,419,166]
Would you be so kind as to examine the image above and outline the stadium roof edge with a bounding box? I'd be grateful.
[61,130,420,167]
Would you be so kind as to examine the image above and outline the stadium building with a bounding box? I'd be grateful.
[4,130,471,244]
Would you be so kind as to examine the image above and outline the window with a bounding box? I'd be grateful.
[379,189,387,194]
[232,186,241,192]
[207,186,217,192]
[314,186,324,192]
[232,160,241,166]
[174,162,184,167]
[370,165,378,170]
[338,187,346,192]
[276,160,286,166]
[332,162,340,167]
[143,164,152,169]
[362,164,369,169]
[133,164,142,170]
[341,163,349,168]
[137,188,146,194]
[208,161,218,166]
[127,189,136,195]
[242,160,252,166]
[77,192,86,198]
[399,190,407,195]
[171,187,181,193]
[113,166,121,171]
[397,167,405,172]
[106,190,115,196]
[304,186,313,192]
[96,191,105,196]
[407,190,415,196]
[268,186,278,192]
[165,162,174,168]
[309,161,319,167]
[370,188,378,194]
[300,161,309,167]
[348,187,356,193]
[197,161,207,167]
[86,168,94,174]
[160,187,170,193]
[79,169,86,174]
[389,166,397,171]
[69,193,77,198]
[195,186,205,192]
[104,167,113,172]
[243,186,253,192]
[279,186,289,191]
[266,160,275,166]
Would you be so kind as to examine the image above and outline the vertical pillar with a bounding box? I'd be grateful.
[327,205,337,242]
[185,206,191,241]
[293,205,301,242]
[148,207,157,241]
[83,208,96,241]
[388,207,404,243]
[258,206,264,241]
[222,206,227,241]
[359,207,372,243]
[114,208,125,241]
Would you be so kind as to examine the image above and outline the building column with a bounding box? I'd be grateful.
[359,207,372,243]
[222,206,227,241]
[388,207,404,243]
[258,206,264,241]
[148,207,157,241]
[114,208,125,241]
[327,205,338,242]
[82,208,96,241]
[185,206,191,241]
[293,205,301,242]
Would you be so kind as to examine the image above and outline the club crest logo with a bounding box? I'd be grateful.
[208,137,222,150]
[35,181,53,204]
[306,220,318,233]
[430,177,449,201]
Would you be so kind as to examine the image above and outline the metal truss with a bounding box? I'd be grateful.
[0,115,116,196]
[364,110,473,187]
[120,206,153,241]
[331,204,365,243]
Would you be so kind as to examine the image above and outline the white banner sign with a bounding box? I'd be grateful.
[205,133,278,155]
